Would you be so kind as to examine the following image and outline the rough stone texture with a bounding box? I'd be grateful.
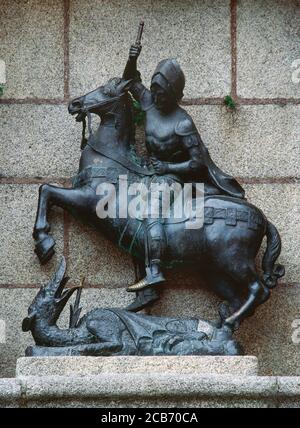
[238,284,300,377]
[19,374,278,398]
[237,0,300,98]
[245,184,300,284]
[0,289,36,378]
[0,379,21,407]
[277,377,300,396]
[16,356,258,377]
[0,184,64,285]
[25,398,273,408]
[277,377,300,408]
[1,104,299,180]
[1,373,300,408]
[67,219,135,287]
[185,105,300,179]
[12,373,284,407]
[0,105,80,178]
[69,0,231,98]
[0,0,64,99]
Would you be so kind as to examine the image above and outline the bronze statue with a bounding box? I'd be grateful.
[123,32,245,293]
[22,258,242,356]
[30,24,284,349]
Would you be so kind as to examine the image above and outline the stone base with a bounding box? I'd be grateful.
[4,357,297,408]
[16,355,258,377]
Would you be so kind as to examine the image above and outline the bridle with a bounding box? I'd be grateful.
[79,94,121,150]
[78,93,155,177]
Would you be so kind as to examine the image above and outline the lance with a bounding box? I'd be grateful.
[135,20,144,47]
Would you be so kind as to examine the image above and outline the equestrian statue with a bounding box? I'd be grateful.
[28,24,285,354]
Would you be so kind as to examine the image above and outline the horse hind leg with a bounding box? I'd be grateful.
[223,267,270,327]
[33,183,93,264]
[204,271,244,329]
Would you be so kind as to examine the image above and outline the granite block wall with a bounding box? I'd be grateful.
[0,0,299,377]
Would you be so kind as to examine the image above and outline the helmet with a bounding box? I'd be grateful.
[151,59,185,101]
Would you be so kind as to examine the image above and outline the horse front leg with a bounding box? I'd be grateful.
[33,184,59,264]
[33,183,94,264]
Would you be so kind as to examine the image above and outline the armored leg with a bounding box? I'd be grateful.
[127,219,166,292]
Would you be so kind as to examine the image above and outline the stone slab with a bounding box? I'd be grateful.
[186,105,300,179]
[2,372,300,408]
[0,289,37,378]
[237,0,300,98]
[15,372,281,408]
[16,356,258,377]
[67,219,136,287]
[245,184,300,284]
[238,283,300,377]
[0,0,64,99]
[3,104,298,180]
[69,0,231,98]
[0,184,64,284]
[0,379,21,407]
[0,105,80,178]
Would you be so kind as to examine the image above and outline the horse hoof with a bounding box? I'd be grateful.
[34,236,56,265]
[126,292,159,313]
[224,340,244,356]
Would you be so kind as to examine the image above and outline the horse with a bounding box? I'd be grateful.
[32,77,285,328]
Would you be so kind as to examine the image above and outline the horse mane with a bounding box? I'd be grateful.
[101,77,137,148]
[102,77,123,97]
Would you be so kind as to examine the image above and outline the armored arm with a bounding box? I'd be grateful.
[158,118,206,176]
[123,45,148,102]
[167,133,206,176]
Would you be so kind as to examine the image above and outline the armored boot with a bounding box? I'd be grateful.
[127,220,166,292]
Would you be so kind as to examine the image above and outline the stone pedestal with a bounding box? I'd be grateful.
[0,356,296,407]
[16,356,258,377]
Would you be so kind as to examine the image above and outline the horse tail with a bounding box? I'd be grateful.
[262,221,285,289]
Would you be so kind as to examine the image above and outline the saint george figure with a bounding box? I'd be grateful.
[123,45,245,292]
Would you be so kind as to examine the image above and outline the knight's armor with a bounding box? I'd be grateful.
[124,54,245,293]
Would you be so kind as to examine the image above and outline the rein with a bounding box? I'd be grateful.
[80,104,154,177]
[87,136,155,177]
[80,111,93,150]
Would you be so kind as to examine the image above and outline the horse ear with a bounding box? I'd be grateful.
[118,79,133,94]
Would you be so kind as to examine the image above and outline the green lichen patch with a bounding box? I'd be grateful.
[224,95,236,111]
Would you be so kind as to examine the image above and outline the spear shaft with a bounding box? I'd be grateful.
[135,21,144,47]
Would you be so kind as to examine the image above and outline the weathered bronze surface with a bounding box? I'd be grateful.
[23,258,242,357]
[26,26,285,355]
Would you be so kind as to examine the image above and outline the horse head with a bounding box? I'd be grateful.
[68,78,134,146]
